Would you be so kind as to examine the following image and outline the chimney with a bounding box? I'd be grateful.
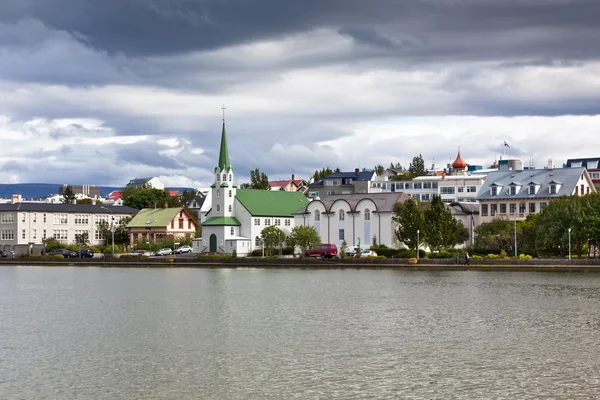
[548,158,554,169]
[11,194,22,204]
[355,168,359,176]
[292,174,295,181]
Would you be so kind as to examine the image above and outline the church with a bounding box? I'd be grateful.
[192,116,309,256]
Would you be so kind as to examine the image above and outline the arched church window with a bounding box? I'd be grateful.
[228,205,232,212]
[255,236,261,247]
[229,174,232,181]
[217,190,220,198]
[230,227,234,235]
[364,209,370,221]
[339,210,345,221]
[216,174,220,182]
[228,190,232,197]
[314,210,320,221]
[222,174,227,181]
[217,205,220,212]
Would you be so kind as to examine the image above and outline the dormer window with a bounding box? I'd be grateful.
[550,184,557,194]
[490,186,498,196]
[510,186,517,195]
[529,185,536,195]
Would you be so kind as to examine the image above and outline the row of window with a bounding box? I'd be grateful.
[313,209,371,221]
[481,202,548,217]
[1,212,120,225]
[215,190,233,198]
[216,173,233,182]
[489,183,576,196]
[0,227,104,242]
[253,218,292,226]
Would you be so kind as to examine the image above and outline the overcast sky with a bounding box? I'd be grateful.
[1,0,599,189]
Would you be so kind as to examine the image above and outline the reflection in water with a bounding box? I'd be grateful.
[1,267,600,399]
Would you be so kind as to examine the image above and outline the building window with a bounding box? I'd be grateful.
[229,174,232,181]
[217,173,220,182]
[414,182,422,189]
[1,229,14,240]
[581,184,584,195]
[230,227,234,235]
[491,204,497,216]
[265,219,271,226]
[33,213,37,223]
[228,190,232,197]
[339,210,345,221]
[314,210,320,221]
[339,229,344,241]
[550,184,557,194]
[228,205,232,212]
[467,186,477,193]
[457,186,464,193]
[33,229,37,240]
[510,186,517,195]
[529,185,536,195]
[540,202,547,210]
[364,209,370,221]
[43,213,47,223]
[1,213,15,224]
[510,203,516,214]
[53,230,68,240]
[179,219,184,229]
[22,229,26,239]
[216,205,220,212]
[74,214,89,224]
[309,191,319,197]
[481,204,488,216]
[217,190,220,198]
[254,218,260,225]
[422,194,431,201]
[171,220,174,229]
[43,230,46,240]
[255,236,261,247]
[274,219,281,226]
[500,203,507,214]
[529,203,536,213]
[440,187,455,195]
[22,213,26,222]
[222,174,226,182]
[285,219,290,226]
[53,214,68,224]
[490,186,498,196]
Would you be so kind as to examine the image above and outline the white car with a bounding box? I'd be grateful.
[155,248,173,256]
[175,245,192,254]
[345,246,378,258]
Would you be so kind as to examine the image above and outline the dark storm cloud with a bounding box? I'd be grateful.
[115,144,185,169]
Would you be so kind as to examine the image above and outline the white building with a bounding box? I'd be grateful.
[193,118,309,256]
[126,177,165,190]
[0,202,138,255]
[294,192,412,249]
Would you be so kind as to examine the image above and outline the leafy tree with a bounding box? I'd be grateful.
[61,185,76,204]
[288,225,321,257]
[76,198,94,204]
[312,167,341,182]
[97,217,132,246]
[260,226,287,256]
[241,168,270,190]
[423,195,467,250]
[374,165,385,176]
[74,231,89,247]
[408,154,427,179]
[474,217,517,254]
[389,162,404,171]
[392,198,424,251]
[122,188,180,209]
[180,189,200,205]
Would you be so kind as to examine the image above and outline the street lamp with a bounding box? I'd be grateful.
[568,227,572,261]
[417,229,420,260]
[100,206,115,258]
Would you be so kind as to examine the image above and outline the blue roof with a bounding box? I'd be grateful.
[326,170,374,181]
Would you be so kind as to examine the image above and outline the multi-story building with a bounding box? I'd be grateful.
[307,169,377,198]
[58,184,101,199]
[0,200,138,255]
[566,157,600,188]
[476,166,595,223]
[126,177,165,190]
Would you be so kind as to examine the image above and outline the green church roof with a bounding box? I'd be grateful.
[236,189,309,217]
[203,216,241,226]
[217,122,231,171]
[127,207,182,228]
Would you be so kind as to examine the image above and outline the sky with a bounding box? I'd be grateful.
[1,0,600,189]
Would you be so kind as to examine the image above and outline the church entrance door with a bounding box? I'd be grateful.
[209,234,217,252]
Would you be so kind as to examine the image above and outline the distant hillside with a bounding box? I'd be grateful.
[0,183,196,200]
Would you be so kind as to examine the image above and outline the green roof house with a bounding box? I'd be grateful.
[194,115,309,256]
[127,206,199,245]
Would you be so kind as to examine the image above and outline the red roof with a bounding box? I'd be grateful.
[268,180,293,187]
[107,190,122,200]
[168,190,178,196]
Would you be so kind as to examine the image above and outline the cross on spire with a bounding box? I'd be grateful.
[221,105,226,121]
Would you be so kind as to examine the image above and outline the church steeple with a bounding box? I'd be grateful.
[217,120,231,171]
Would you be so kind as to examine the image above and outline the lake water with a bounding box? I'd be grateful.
[1,266,600,399]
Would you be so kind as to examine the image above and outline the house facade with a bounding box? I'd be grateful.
[127,207,200,245]
[0,202,138,255]
[566,157,600,188]
[193,118,309,256]
[307,169,378,199]
[476,167,596,223]
[294,192,412,249]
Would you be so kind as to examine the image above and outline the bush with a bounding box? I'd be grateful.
[485,253,502,259]
[471,255,483,259]
[519,254,533,260]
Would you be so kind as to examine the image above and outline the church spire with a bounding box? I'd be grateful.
[217,105,231,171]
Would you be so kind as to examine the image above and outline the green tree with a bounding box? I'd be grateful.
[122,188,180,209]
[74,231,89,247]
[76,198,94,204]
[422,195,468,250]
[408,154,427,179]
[97,217,132,246]
[392,198,424,251]
[288,225,321,257]
[474,217,517,253]
[241,168,270,190]
[61,185,76,204]
[180,189,199,205]
[260,226,287,256]
[374,165,385,176]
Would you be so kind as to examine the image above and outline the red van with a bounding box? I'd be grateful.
[305,244,338,258]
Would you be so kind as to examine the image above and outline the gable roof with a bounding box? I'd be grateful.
[235,189,310,216]
[127,207,195,228]
[203,216,241,226]
[217,122,231,171]
[477,167,593,200]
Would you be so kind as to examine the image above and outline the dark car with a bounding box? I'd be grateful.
[50,249,78,258]
[0,250,7,258]
[79,249,94,258]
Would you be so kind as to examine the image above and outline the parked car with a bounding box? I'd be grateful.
[79,249,94,258]
[155,248,173,256]
[305,244,338,258]
[345,246,378,258]
[0,250,7,257]
[49,249,78,258]
[175,245,192,254]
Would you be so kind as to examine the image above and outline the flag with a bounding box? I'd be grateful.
[503,141,510,148]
